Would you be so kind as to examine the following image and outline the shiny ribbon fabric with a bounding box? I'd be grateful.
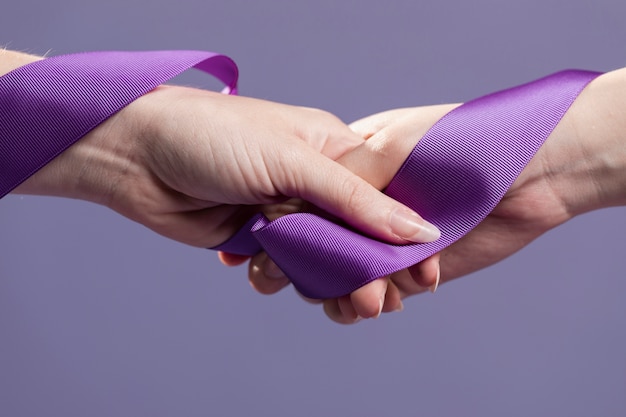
[0,51,600,299]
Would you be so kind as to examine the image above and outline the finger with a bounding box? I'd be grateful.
[288,147,440,245]
[261,198,306,220]
[339,124,424,190]
[296,108,366,158]
[407,253,441,293]
[346,104,461,188]
[323,299,361,325]
[217,251,250,266]
[381,280,404,313]
[152,205,258,248]
[248,252,291,295]
[386,255,441,299]
[349,277,389,319]
[294,288,324,305]
[349,108,415,139]
[337,295,359,322]
[388,268,429,299]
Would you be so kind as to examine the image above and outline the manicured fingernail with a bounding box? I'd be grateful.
[374,295,384,319]
[263,257,285,279]
[390,208,440,243]
[429,264,441,293]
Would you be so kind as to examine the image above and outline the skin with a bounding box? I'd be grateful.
[4,49,625,324]
[239,67,626,324]
[2,49,441,319]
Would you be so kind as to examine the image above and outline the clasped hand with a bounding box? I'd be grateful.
[18,67,625,325]
[17,85,442,322]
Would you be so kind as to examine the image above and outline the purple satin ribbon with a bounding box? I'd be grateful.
[0,51,600,299]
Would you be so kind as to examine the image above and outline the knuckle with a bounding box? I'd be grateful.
[341,179,371,217]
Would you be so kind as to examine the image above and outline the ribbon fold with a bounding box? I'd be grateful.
[0,50,238,199]
[0,51,600,299]
[215,70,600,298]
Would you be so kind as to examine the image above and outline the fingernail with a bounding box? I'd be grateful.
[429,264,441,293]
[394,300,405,312]
[374,295,384,319]
[263,257,285,279]
[390,208,440,243]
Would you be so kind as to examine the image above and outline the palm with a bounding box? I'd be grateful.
[437,185,562,282]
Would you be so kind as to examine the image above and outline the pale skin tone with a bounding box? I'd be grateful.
[225,67,626,324]
[4,49,625,324]
[2,49,441,318]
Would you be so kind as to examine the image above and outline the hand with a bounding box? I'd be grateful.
[243,67,626,324]
[15,83,440,252]
[332,68,626,323]
[241,105,454,322]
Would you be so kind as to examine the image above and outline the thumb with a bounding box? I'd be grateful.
[291,148,440,245]
[349,108,414,140]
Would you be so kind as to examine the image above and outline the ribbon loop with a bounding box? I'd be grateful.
[0,50,238,198]
[0,51,599,299]
[214,70,600,298]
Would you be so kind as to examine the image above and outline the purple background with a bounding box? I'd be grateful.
[2,1,625,416]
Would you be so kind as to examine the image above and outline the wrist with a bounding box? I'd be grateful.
[541,69,626,219]
[13,86,144,207]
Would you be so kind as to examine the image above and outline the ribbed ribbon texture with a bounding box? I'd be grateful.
[0,51,238,199]
[0,51,600,299]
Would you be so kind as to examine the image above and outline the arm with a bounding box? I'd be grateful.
[1,49,440,266]
[246,68,626,324]
[0,48,41,75]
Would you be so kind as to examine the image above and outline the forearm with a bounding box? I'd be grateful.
[0,48,41,76]
[540,68,626,218]
[2,49,139,203]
